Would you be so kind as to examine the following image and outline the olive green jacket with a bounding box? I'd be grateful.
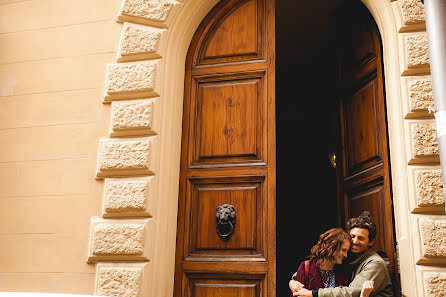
[318,248,393,297]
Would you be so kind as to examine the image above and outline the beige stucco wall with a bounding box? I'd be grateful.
[0,0,445,297]
[0,0,122,293]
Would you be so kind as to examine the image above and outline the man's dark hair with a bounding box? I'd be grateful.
[346,211,377,241]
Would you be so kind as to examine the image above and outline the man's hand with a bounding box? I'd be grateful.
[360,280,374,297]
[293,288,312,297]
[289,280,304,293]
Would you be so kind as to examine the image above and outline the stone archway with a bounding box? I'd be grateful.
[87,1,442,297]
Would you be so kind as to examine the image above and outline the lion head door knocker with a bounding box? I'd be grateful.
[216,204,236,241]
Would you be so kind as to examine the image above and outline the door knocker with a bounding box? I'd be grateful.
[216,204,236,241]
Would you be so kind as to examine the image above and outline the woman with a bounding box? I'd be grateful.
[289,228,374,297]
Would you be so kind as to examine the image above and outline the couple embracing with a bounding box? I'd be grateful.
[289,212,393,297]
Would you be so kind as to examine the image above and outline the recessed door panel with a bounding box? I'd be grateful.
[204,0,257,59]
[347,20,377,69]
[196,76,262,162]
[194,283,256,297]
[187,177,265,258]
[196,186,257,250]
[344,78,381,176]
[186,274,264,297]
[198,0,263,65]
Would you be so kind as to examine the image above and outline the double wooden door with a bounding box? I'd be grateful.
[173,1,276,297]
[175,1,398,297]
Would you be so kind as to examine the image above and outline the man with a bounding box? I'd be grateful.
[289,211,393,297]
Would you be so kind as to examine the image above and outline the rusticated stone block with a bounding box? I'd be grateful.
[95,263,151,297]
[103,177,155,217]
[118,0,178,28]
[415,169,444,208]
[408,77,433,113]
[105,61,160,101]
[88,218,153,261]
[424,272,446,297]
[419,218,446,258]
[110,99,159,137]
[399,0,425,26]
[118,23,164,62]
[93,224,144,255]
[409,121,439,163]
[401,33,430,75]
[97,137,158,178]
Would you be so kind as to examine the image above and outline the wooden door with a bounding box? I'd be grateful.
[174,1,276,297]
[334,1,399,294]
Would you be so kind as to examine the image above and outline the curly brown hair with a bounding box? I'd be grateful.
[309,228,351,268]
[346,211,377,241]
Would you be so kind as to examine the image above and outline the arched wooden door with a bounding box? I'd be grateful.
[174,0,276,297]
[334,1,399,294]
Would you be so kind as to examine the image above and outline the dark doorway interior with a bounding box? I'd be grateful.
[276,1,346,296]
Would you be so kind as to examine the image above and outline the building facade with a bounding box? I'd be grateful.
[0,0,444,297]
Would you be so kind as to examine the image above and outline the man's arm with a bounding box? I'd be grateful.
[318,259,388,297]
[290,262,307,294]
[317,285,362,297]
[290,280,304,294]
[344,260,388,295]
[290,271,304,293]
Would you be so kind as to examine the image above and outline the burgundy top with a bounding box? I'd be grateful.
[293,259,350,290]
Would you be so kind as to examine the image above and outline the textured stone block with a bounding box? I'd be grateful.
[97,137,158,178]
[103,177,155,217]
[110,99,159,137]
[401,33,430,75]
[424,272,446,297]
[118,0,178,28]
[398,0,425,27]
[95,263,151,297]
[118,23,164,62]
[415,168,444,208]
[409,121,439,163]
[105,61,160,101]
[88,218,153,261]
[420,218,446,258]
[93,224,144,255]
[408,77,433,114]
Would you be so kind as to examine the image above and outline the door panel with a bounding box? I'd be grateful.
[194,73,265,163]
[194,282,257,297]
[199,0,263,65]
[187,176,265,257]
[185,273,265,297]
[203,0,258,60]
[196,186,257,250]
[175,0,275,297]
[190,70,267,167]
[344,78,381,176]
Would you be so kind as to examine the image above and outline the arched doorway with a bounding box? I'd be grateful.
[174,0,398,297]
